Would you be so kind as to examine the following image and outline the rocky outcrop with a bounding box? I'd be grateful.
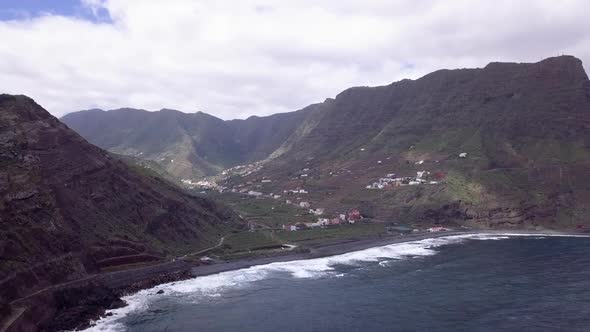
[0,95,243,308]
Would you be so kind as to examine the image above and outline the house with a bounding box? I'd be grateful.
[433,171,446,180]
[339,214,347,221]
[459,152,467,158]
[329,218,341,225]
[273,194,281,199]
[248,190,263,196]
[261,179,272,183]
[299,201,311,208]
[286,199,292,204]
[200,256,214,264]
[283,224,298,231]
[348,209,362,221]
[310,208,325,215]
[304,218,329,228]
[427,227,449,232]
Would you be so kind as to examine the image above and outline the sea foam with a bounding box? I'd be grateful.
[79,232,588,331]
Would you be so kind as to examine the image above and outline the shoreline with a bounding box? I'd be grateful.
[187,229,590,279]
[8,229,589,331]
[188,230,472,278]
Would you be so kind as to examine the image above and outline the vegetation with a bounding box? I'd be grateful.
[276,223,388,246]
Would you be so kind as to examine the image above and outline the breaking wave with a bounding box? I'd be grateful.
[80,232,588,331]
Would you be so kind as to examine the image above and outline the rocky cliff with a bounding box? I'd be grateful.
[0,95,243,306]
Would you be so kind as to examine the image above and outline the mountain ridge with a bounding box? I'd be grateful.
[61,55,590,229]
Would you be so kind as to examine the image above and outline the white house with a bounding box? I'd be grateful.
[427,227,449,232]
[310,208,325,216]
[459,152,467,158]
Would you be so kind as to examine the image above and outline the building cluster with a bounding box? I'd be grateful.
[220,162,264,179]
[366,171,443,190]
[181,179,226,192]
[282,209,363,232]
[427,226,450,232]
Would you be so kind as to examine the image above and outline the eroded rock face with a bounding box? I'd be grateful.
[0,95,243,304]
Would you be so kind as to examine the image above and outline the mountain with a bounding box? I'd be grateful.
[61,107,309,179]
[61,56,590,229]
[242,55,590,229]
[0,95,243,305]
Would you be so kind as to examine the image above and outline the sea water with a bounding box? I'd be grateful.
[84,234,590,331]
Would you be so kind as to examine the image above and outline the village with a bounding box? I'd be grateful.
[365,170,445,189]
[174,153,471,236]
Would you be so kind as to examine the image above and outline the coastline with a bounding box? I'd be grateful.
[187,229,589,278]
[188,230,472,278]
[7,229,589,331]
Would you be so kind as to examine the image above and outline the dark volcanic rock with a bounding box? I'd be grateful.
[0,95,243,306]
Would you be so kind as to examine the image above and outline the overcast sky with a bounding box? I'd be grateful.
[1,0,589,119]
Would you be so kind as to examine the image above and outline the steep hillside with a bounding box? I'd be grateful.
[61,107,309,179]
[224,56,590,229]
[272,56,589,162]
[59,56,590,230]
[0,95,243,304]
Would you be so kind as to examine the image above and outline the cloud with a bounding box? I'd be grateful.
[1,0,589,119]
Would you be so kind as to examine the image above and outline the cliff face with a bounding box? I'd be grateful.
[273,56,590,162]
[0,95,242,304]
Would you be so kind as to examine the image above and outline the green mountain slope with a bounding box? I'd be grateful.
[228,56,590,229]
[61,107,309,179]
[60,55,590,229]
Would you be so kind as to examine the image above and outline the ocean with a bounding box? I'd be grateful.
[84,234,590,332]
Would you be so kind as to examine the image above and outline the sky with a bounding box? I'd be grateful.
[1,0,589,119]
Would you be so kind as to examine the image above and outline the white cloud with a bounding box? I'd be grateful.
[1,0,589,119]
